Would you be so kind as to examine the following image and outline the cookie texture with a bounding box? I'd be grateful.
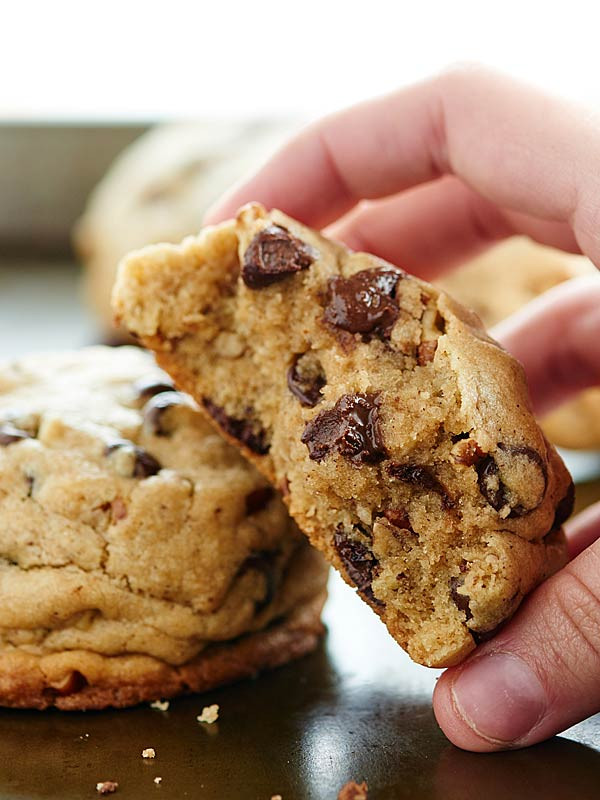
[439,238,600,450]
[0,346,328,709]
[114,204,573,668]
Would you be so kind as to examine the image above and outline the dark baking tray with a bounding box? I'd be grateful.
[0,125,599,799]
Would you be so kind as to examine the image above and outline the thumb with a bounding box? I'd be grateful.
[433,534,600,751]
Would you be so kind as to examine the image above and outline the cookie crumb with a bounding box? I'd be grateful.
[96,781,119,795]
[142,748,156,759]
[338,781,368,800]
[154,777,162,785]
[150,699,170,711]
[197,703,219,724]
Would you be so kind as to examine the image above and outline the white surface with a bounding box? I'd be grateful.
[2,1,600,119]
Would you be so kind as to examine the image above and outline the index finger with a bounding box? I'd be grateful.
[205,65,600,264]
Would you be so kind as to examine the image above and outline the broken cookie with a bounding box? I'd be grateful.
[113,203,573,668]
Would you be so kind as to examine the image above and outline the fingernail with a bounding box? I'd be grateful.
[451,653,546,744]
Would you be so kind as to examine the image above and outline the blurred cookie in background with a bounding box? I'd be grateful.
[74,120,296,339]
[439,237,600,451]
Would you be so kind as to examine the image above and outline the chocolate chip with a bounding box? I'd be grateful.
[449,576,473,621]
[476,454,504,511]
[287,353,326,408]
[383,508,412,530]
[417,340,437,365]
[133,375,175,400]
[240,551,278,613]
[245,487,274,515]
[105,441,162,478]
[476,444,546,517]
[301,393,386,464]
[387,462,454,507]
[450,432,470,443]
[333,529,382,606]
[142,391,189,436]
[552,480,575,530]
[323,267,404,340]
[203,399,270,455]
[242,225,318,288]
[0,423,32,446]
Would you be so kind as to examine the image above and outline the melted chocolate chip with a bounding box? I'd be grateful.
[476,455,504,511]
[333,529,382,605]
[323,267,404,340]
[301,393,386,464]
[0,423,32,446]
[287,353,326,408]
[242,225,318,288]
[203,399,270,455]
[142,391,187,435]
[387,463,453,508]
[383,508,412,530]
[477,444,546,517]
[449,576,473,620]
[105,441,162,478]
[245,486,274,515]
[241,550,278,613]
[552,480,575,530]
[133,375,175,400]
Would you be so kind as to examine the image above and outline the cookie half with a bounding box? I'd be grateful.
[0,346,328,709]
[114,204,573,668]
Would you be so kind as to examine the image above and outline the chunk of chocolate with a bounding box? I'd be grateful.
[301,393,386,464]
[552,480,575,530]
[387,462,453,508]
[449,576,473,621]
[323,267,404,340]
[133,375,175,400]
[287,352,326,407]
[477,444,546,517]
[245,486,274,515]
[242,225,318,288]
[203,399,270,455]
[105,441,162,478]
[333,529,381,605]
[0,423,32,446]
[142,391,188,435]
[383,508,412,530]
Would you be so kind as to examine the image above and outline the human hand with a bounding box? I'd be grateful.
[206,65,600,751]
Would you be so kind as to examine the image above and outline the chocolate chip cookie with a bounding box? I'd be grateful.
[0,346,328,709]
[113,204,573,668]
